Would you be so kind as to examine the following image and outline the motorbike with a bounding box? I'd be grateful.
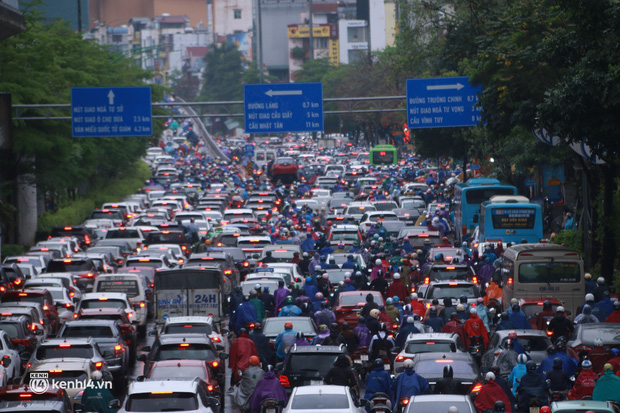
[396,396,410,413]
[351,346,371,379]
[368,393,392,413]
[468,335,485,364]
[549,390,568,402]
[260,398,285,413]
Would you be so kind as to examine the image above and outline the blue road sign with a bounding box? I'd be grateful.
[71,87,152,137]
[244,83,323,133]
[524,179,535,187]
[244,143,255,157]
[406,77,482,129]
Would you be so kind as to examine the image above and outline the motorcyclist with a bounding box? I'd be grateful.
[587,338,611,373]
[322,322,347,346]
[249,322,273,368]
[516,361,549,412]
[395,316,421,349]
[554,337,578,376]
[233,355,265,411]
[410,293,427,317]
[385,298,401,324]
[274,322,297,361]
[535,301,556,330]
[494,339,519,377]
[354,316,373,348]
[547,306,574,342]
[393,359,429,403]
[574,304,599,324]
[386,273,408,301]
[259,286,276,316]
[434,365,463,395]
[424,306,445,333]
[546,357,572,395]
[607,348,620,373]
[229,328,258,388]
[279,295,302,317]
[80,370,117,413]
[361,293,380,319]
[232,295,259,334]
[464,308,489,349]
[248,366,289,413]
[442,312,469,347]
[340,322,360,354]
[475,372,513,413]
[605,300,620,323]
[475,297,491,331]
[369,322,395,362]
[508,354,528,396]
[325,354,358,393]
[568,360,598,400]
[592,363,620,403]
[314,301,336,326]
[508,304,531,330]
[366,358,394,404]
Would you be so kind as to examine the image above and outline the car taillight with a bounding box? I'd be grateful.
[471,382,482,393]
[507,277,513,284]
[424,278,429,284]
[14,279,21,285]
[472,276,478,283]
[207,385,214,392]
[114,345,123,356]
[279,375,290,387]
[211,361,219,368]
[84,235,91,245]
[400,398,410,406]
[95,361,103,369]
[211,336,221,343]
[395,356,411,362]
[243,261,249,267]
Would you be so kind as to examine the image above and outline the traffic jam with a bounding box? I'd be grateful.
[1,119,620,413]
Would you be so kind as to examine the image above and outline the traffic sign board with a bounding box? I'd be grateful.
[71,87,152,137]
[244,83,323,133]
[244,144,255,157]
[406,77,482,129]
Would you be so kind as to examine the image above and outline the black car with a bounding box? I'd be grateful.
[0,264,26,290]
[0,315,41,364]
[278,344,351,393]
[50,225,98,249]
[143,231,192,256]
[421,264,477,284]
[408,352,481,394]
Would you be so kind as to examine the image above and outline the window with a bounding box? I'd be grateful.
[314,38,328,49]
[234,9,242,19]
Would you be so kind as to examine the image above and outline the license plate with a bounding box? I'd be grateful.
[384,364,390,371]
[530,408,540,413]
[266,409,276,413]
[354,359,362,364]
[361,355,369,361]
[311,380,323,385]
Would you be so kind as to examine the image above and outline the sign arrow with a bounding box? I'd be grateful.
[265,90,302,97]
[426,83,465,91]
[107,90,115,105]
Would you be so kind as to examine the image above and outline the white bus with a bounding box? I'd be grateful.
[500,243,584,317]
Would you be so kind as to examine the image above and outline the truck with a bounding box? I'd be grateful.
[154,265,227,326]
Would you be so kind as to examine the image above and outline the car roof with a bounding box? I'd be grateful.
[406,333,458,342]
[151,359,209,367]
[550,401,616,412]
[413,352,474,363]
[128,378,202,394]
[0,400,67,412]
[164,316,214,325]
[288,344,347,354]
[493,329,550,338]
[64,320,118,327]
[292,385,348,395]
[81,292,128,300]
[409,394,472,403]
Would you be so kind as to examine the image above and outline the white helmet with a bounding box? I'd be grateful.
[91,370,103,381]
[411,293,418,300]
[376,259,382,266]
[403,359,414,369]
[345,272,351,277]
[485,372,496,381]
[394,273,401,279]
[594,338,604,347]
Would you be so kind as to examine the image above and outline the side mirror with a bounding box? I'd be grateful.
[358,399,369,407]
[109,400,121,410]
[276,400,286,407]
[34,329,44,336]
[219,352,229,360]
[147,330,158,337]
[141,345,151,352]
[275,362,284,371]
[220,328,229,335]
[206,397,220,409]
[390,347,402,355]
[136,375,146,382]
[137,354,147,362]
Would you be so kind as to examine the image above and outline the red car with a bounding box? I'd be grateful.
[270,157,298,185]
[518,298,564,330]
[1,289,60,336]
[140,359,223,405]
[334,290,384,329]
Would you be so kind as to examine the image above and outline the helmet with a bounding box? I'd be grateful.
[285,296,294,305]
[517,354,528,364]
[494,401,506,412]
[394,273,401,279]
[553,357,563,369]
[614,301,620,310]
[411,293,418,300]
[469,308,477,314]
[508,331,518,339]
[330,323,339,332]
[379,322,387,332]
[92,370,103,381]
[584,273,592,279]
[597,277,605,285]
[581,359,592,370]
[604,363,613,372]
[373,358,384,369]
[369,309,380,319]
[249,355,260,366]
[557,306,565,313]
[556,337,567,351]
[526,360,537,372]
[376,259,382,266]
[546,345,557,355]
[443,365,454,378]
[485,372,496,381]
[254,283,261,290]
[543,300,552,309]
[585,293,595,302]
[594,338,604,347]
[407,316,415,324]
[403,359,414,369]
[315,292,324,300]
[611,348,620,357]
[539,407,551,413]
[435,254,443,261]
[386,298,393,305]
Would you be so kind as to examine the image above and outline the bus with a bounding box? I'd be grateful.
[369,144,397,165]
[453,178,518,243]
[500,244,584,317]
[478,195,543,245]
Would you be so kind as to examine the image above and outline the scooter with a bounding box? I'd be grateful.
[468,335,485,364]
[260,398,285,413]
[351,346,370,379]
[368,392,392,413]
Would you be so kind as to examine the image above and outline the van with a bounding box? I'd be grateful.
[93,274,148,335]
[500,243,584,316]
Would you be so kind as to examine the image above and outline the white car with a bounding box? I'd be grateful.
[358,211,399,235]
[283,385,364,413]
[113,378,220,413]
[0,330,21,386]
[77,292,139,327]
[159,316,226,351]
[343,203,376,224]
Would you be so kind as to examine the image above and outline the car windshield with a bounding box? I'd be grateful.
[96,280,140,297]
[291,394,350,409]
[156,344,215,361]
[429,269,472,281]
[340,293,382,306]
[407,401,473,413]
[107,230,141,239]
[62,326,114,338]
[428,285,478,300]
[414,360,478,377]
[374,202,398,211]
[149,366,207,380]
[501,336,550,352]
[164,324,213,335]
[0,324,19,338]
[81,299,126,310]
[330,232,359,241]
[126,392,198,412]
[263,319,315,335]
[287,354,340,376]
[347,206,375,214]
[47,261,90,272]
[49,290,65,301]
[577,325,620,343]
[37,345,94,359]
[406,342,455,354]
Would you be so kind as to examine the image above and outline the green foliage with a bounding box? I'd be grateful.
[550,229,583,255]
[36,161,151,236]
[198,43,245,102]
[1,244,25,258]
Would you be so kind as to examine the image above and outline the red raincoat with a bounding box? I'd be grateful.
[229,332,258,381]
[474,380,513,413]
[465,313,489,347]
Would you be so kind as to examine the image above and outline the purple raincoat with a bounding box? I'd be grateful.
[248,371,289,413]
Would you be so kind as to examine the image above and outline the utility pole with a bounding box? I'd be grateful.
[308,0,313,60]
[257,0,264,82]
[77,0,82,32]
